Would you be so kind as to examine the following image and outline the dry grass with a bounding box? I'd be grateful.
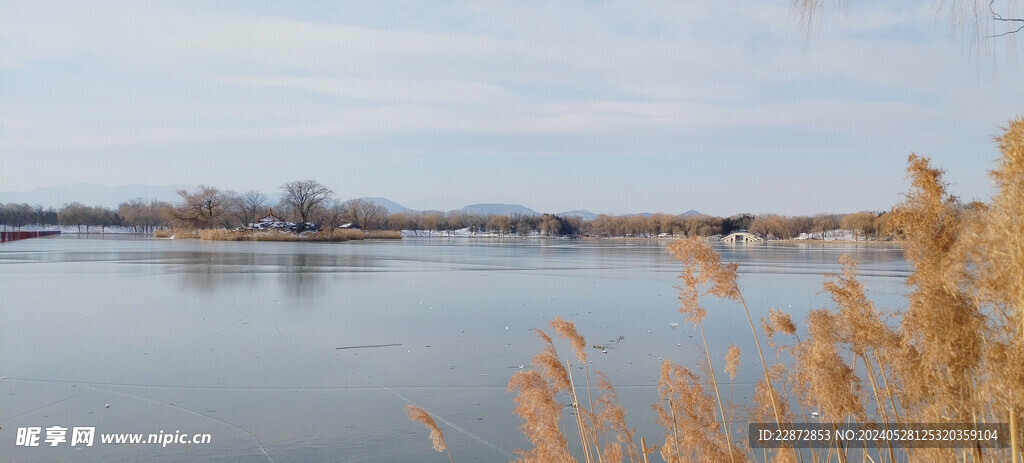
[173,229,200,239]
[408,118,1024,462]
[364,230,402,239]
[152,229,172,238]
[199,229,298,241]
[195,228,400,242]
[326,229,365,241]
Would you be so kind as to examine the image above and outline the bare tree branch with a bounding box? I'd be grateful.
[987,0,1024,37]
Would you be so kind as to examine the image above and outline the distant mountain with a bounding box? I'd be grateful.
[0,183,191,208]
[557,210,598,221]
[455,203,539,216]
[360,197,409,214]
[559,210,699,220]
[635,210,702,217]
[0,185,702,220]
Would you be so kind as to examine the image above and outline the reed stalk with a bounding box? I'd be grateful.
[582,361,603,463]
[1012,408,1019,463]
[859,355,894,463]
[565,359,596,463]
[698,323,735,463]
[737,293,784,427]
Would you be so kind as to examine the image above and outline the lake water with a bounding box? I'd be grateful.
[0,235,909,462]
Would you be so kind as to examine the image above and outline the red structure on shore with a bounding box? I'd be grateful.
[0,231,61,243]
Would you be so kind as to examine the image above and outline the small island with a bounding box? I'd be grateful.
[156,180,401,241]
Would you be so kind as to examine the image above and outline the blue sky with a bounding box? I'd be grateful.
[2,1,1021,215]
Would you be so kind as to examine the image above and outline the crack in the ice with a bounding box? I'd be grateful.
[0,388,83,421]
[91,387,278,463]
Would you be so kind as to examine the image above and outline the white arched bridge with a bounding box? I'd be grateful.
[720,232,763,243]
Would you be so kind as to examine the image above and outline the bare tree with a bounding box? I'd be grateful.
[318,199,349,231]
[485,214,512,235]
[840,211,876,241]
[170,185,229,229]
[58,202,87,232]
[2,203,35,231]
[749,214,798,240]
[387,212,418,232]
[279,180,333,224]
[812,214,839,240]
[57,203,119,233]
[232,190,268,226]
[419,212,442,233]
[340,198,389,230]
[118,198,149,232]
[539,214,562,236]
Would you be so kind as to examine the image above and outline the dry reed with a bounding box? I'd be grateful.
[405,405,454,463]
[506,328,575,463]
[364,230,402,239]
[654,360,744,463]
[173,229,200,239]
[194,228,397,242]
[767,310,796,338]
[724,346,740,381]
[407,119,1024,462]
[668,237,783,430]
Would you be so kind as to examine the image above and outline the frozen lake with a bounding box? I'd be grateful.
[0,235,908,462]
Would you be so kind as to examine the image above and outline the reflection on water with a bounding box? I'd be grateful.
[0,236,908,462]
[174,250,386,298]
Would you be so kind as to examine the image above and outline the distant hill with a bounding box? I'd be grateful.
[0,185,702,220]
[557,210,598,221]
[455,203,539,216]
[0,183,191,208]
[360,197,410,214]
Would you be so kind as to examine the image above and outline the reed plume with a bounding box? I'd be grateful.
[668,237,783,427]
[654,360,746,463]
[507,328,575,463]
[768,310,797,338]
[888,154,983,425]
[724,345,740,381]
[594,373,640,463]
[405,405,454,463]
[793,309,865,422]
[550,316,588,363]
[966,118,1024,461]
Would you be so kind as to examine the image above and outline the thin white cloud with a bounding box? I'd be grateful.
[1,0,1019,213]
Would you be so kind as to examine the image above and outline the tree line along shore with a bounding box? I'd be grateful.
[1,179,908,241]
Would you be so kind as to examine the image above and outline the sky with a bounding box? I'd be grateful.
[2,1,1022,216]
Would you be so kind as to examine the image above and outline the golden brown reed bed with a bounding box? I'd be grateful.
[364,230,402,239]
[407,119,1024,462]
